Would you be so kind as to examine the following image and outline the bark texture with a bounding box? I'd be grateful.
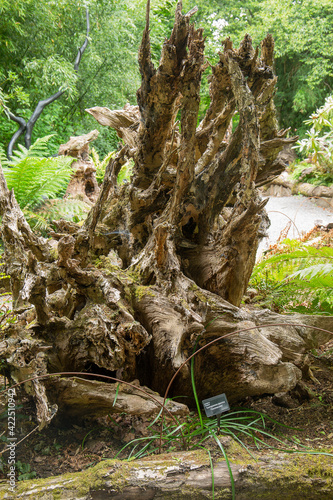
[1,449,332,499]
[58,130,100,204]
[0,1,332,427]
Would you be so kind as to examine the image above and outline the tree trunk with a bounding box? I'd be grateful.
[0,1,332,427]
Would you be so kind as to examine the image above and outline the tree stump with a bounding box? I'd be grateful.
[0,1,332,427]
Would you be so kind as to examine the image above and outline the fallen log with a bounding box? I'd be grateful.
[1,448,332,499]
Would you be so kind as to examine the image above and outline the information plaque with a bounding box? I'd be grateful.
[202,393,230,417]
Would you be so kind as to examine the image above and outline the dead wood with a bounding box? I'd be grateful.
[2,449,332,499]
[45,377,189,418]
[58,130,100,204]
[0,2,332,429]
[85,105,140,149]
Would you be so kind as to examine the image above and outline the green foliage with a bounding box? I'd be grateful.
[249,241,333,314]
[16,460,37,481]
[117,160,133,185]
[185,0,333,134]
[33,198,91,229]
[114,406,290,459]
[2,0,333,157]
[290,161,333,186]
[0,0,142,156]
[90,148,133,185]
[2,156,73,210]
[0,293,16,331]
[294,95,333,176]
[24,55,78,97]
[0,134,54,165]
[3,0,332,155]
[0,134,91,230]
[90,147,115,184]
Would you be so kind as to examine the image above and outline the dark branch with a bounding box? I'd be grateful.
[7,8,90,157]
[24,90,65,149]
[74,8,90,71]
[6,111,26,159]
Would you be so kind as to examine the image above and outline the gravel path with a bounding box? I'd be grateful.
[258,195,333,257]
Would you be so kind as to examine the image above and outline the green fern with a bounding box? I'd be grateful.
[90,147,115,184]
[0,135,92,231]
[1,135,55,166]
[117,160,133,184]
[249,240,333,314]
[22,209,53,232]
[24,198,90,232]
[289,263,333,282]
[38,198,91,223]
[253,242,333,276]
[90,148,133,185]
[3,156,74,209]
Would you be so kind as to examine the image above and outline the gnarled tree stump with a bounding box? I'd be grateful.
[0,0,332,427]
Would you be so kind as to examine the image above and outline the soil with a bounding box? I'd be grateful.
[1,340,332,482]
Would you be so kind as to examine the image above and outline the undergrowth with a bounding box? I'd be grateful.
[248,229,333,314]
[290,161,333,186]
[90,147,133,185]
[0,225,332,496]
[0,135,91,231]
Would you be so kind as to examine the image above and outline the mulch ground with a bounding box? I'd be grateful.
[1,341,332,481]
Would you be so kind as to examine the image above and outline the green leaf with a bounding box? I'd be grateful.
[3,155,74,209]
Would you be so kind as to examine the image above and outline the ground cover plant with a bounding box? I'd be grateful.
[0,135,91,231]
[248,227,333,314]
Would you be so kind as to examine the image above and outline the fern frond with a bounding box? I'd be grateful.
[38,198,91,223]
[117,159,133,184]
[249,240,333,314]
[26,134,54,157]
[90,147,115,184]
[288,263,333,281]
[253,244,333,277]
[5,135,55,166]
[3,156,74,209]
[0,145,8,165]
[23,208,51,232]
[90,147,100,166]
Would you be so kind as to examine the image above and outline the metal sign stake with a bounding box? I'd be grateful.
[202,393,230,433]
[216,413,222,434]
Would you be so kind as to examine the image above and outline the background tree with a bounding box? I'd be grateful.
[190,0,333,135]
[2,0,332,157]
[0,0,142,155]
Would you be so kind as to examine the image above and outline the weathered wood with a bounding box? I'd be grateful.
[85,105,140,149]
[1,449,332,499]
[133,278,332,400]
[0,2,332,429]
[58,130,99,158]
[45,377,189,418]
[58,130,100,204]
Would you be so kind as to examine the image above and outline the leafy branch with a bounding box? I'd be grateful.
[5,8,90,159]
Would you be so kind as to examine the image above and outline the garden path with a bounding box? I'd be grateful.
[258,195,333,258]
